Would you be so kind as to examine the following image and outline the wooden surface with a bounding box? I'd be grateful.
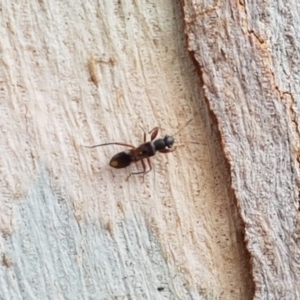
[3,0,299,299]
[182,0,300,299]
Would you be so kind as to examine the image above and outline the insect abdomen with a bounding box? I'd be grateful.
[109,151,134,169]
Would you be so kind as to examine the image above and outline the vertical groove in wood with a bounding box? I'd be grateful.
[0,0,253,299]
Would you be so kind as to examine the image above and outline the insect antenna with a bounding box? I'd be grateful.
[172,118,193,137]
[175,141,200,145]
[172,117,201,145]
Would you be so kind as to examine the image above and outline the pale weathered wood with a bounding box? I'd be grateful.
[182,0,300,299]
[0,1,254,299]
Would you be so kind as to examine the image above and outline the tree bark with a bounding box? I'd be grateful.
[182,0,300,299]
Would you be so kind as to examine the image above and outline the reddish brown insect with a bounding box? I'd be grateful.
[87,119,193,179]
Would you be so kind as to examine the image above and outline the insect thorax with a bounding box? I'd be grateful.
[139,142,156,157]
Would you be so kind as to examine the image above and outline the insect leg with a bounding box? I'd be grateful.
[145,158,152,174]
[149,127,159,141]
[126,159,151,180]
[85,142,135,149]
[141,158,152,182]
[138,125,147,143]
[158,147,177,153]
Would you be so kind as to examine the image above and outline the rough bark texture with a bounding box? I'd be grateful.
[2,0,297,299]
[182,0,300,299]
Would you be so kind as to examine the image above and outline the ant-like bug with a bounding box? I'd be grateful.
[86,118,193,180]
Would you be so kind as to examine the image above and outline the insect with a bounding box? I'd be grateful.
[86,118,193,180]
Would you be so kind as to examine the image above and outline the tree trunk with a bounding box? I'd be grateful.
[1,0,297,299]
